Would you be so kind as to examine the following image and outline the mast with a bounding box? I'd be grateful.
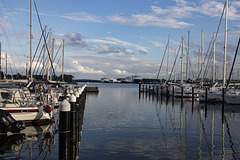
[201,31,204,87]
[43,26,47,79]
[47,29,51,81]
[30,0,33,81]
[181,37,184,85]
[26,63,28,80]
[62,39,64,81]
[167,34,170,81]
[6,54,7,76]
[186,31,190,80]
[213,33,216,83]
[0,42,1,80]
[50,38,55,81]
[223,0,228,87]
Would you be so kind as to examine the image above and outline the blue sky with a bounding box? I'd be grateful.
[0,0,239,80]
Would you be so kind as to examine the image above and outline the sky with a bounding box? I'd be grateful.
[0,0,239,80]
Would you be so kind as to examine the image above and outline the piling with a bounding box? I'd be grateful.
[69,94,77,160]
[192,87,194,101]
[222,87,225,104]
[205,87,208,102]
[181,86,183,99]
[192,87,194,107]
[166,85,169,97]
[74,90,80,144]
[172,86,174,97]
[59,99,71,160]
[161,86,163,95]
[152,85,155,94]
[156,86,159,95]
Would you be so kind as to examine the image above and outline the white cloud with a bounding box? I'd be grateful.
[87,37,148,55]
[151,41,163,47]
[108,14,192,28]
[61,12,103,23]
[112,69,129,75]
[108,0,240,28]
[65,60,104,74]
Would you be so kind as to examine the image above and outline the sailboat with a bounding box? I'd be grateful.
[0,0,54,125]
[224,37,240,104]
[199,0,228,103]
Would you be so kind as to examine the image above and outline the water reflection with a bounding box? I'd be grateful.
[0,123,56,159]
[80,85,240,160]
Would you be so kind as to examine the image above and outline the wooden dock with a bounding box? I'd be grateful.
[86,86,99,93]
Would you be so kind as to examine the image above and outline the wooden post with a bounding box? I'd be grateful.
[222,87,225,103]
[181,86,184,99]
[157,86,159,95]
[139,83,141,92]
[161,86,163,95]
[153,85,155,94]
[166,85,169,97]
[205,87,208,102]
[172,86,174,97]
[192,87,194,101]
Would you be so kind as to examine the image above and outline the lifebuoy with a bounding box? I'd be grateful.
[44,105,52,113]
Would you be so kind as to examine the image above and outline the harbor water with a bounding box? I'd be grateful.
[1,83,240,159]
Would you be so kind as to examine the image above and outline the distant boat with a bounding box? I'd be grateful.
[132,76,142,83]
[121,76,142,83]
[225,88,240,104]
[100,78,111,83]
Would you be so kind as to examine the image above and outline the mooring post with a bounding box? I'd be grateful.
[222,88,225,122]
[74,90,80,144]
[59,99,71,160]
[172,86,174,97]
[145,85,148,94]
[161,85,163,95]
[222,87,225,104]
[69,94,77,160]
[166,85,169,97]
[205,87,208,102]
[156,86,159,95]
[139,83,141,92]
[192,87,194,106]
[181,86,184,99]
[153,85,155,94]
[192,87,194,101]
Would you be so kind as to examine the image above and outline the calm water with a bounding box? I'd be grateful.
[0,83,240,159]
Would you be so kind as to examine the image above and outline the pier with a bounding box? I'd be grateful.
[59,85,87,160]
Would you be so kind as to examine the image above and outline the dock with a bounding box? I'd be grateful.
[86,86,99,93]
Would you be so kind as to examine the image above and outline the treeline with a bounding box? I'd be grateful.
[0,72,75,82]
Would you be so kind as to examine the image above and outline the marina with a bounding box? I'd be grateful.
[0,0,239,159]
[1,83,239,159]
